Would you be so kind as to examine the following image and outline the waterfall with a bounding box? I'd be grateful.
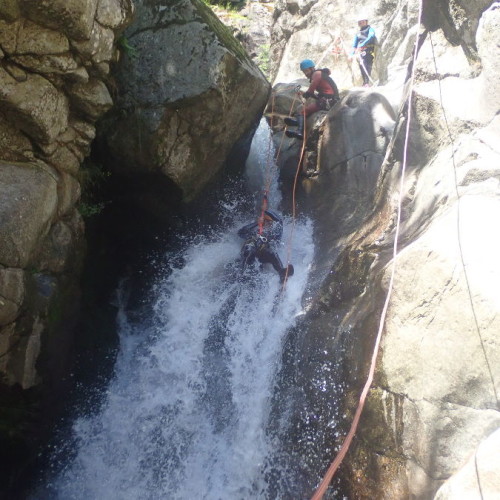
[37,120,314,499]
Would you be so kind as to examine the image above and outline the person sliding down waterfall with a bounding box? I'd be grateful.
[237,209,294,283]
[285,59,339,140]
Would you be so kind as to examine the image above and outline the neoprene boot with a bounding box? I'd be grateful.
[285,114,304,140]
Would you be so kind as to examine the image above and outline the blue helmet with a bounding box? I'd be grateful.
[299,59,315,71]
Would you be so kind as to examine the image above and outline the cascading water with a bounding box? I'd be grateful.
[36,120,315,499]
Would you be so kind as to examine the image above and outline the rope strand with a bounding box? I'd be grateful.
[310,2,424,498]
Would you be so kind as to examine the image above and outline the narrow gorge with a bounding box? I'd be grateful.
[0,0,499,499]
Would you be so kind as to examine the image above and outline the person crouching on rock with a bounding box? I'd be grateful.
[237,209,294,282]
[285,59,339,140]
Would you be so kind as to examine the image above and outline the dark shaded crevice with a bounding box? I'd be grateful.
[7,112,262,499]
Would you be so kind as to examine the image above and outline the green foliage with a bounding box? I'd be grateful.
[77,159,110,219]
[202,0,242,8]
[78,159,110,192]
[194,0,250,63]
[202,0,245,19]
[256,43,270,78]
[77,202,106,218]
[117,35,137,59]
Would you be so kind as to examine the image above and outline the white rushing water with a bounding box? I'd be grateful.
[43,121,314,499]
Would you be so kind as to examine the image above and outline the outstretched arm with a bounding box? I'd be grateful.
[238,222,258,240]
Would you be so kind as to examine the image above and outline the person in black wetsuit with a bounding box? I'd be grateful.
[237,209,294,282]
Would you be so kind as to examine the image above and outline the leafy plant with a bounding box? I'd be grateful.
[77,159,111,219]
[117,35,137,59]
[256,43,270,78]
[77,202,107,218]
[202,0,245,15]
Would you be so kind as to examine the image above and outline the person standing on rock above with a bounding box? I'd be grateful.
[350,15,377,87]
[284,59,339,140]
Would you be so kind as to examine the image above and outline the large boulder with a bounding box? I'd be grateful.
[0,66,69,144]
[0,163,58,268]
[103,0,270,201]
[22,0,100,40]
[434,428,500,499]
[415,3,500,124]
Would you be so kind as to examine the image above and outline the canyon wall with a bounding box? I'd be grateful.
[270,0,500,497]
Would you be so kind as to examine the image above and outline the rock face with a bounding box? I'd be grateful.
[269,0,500,498]
[102,0,270,201]
[210,1,274,77]
[0,0,133,487]
[0,5,134,487]
[0,1,133,391]
[434,427,500,499]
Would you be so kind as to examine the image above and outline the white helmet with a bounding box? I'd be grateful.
[357,14,368,21]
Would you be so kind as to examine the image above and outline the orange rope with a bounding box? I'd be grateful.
[259,89,300,245]
[281,101,307,290]
[310,2,423,498]
[255,87,303,292]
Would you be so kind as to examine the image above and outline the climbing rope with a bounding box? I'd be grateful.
[429,32,499,410]
[258,93,277,235]
[354,48,377,86]
[330,33,356,85]
[309,2,424,498]
[281,101,307,290]
[256,86,303,291]
[332,32,377,87]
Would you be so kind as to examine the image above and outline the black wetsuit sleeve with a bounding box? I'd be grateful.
[238,222,258,240]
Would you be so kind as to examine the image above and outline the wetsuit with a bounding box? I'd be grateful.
[302,69,339,117]
[285,68,339,140]
[352,25,376,85]
[237,217,292,281]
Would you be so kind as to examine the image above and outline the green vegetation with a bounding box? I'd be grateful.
[201,0,246,21]
[117,35,137,59]
[77,201,107,218]
[202,0,244,9]
[256,43,270,78]
[194,0,250,63]
[77,159,110,218]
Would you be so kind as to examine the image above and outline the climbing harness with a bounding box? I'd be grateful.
[330,31,377,87]
[310,2,424,498]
